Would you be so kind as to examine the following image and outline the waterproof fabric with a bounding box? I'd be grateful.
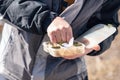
[0,0,120,80]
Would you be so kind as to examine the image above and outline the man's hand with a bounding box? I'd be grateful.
[62,38,100,59]
[61,43,100,60]
[47,17,73,43]
[47,17,100,59]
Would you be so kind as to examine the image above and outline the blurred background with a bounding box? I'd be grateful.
[0,11,120,80]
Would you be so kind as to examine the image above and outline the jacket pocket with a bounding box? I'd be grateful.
[1,27,31,80]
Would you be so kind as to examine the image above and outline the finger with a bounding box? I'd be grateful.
[61,28,67,42]
[48,31,57,43]
[55,29,62,43]
[66,27,73,42]
[84,48,93,54]
[84,44,100,54]
[92,44,100,51]
[79,38,90,46]
[81,38,100,51]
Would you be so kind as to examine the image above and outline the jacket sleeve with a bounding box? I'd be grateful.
[0,0,58,35]
[87,0,120,56]
[60,0,119,56]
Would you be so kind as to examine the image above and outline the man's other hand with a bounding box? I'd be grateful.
[47,17,73,43]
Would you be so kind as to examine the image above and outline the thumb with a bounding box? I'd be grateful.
[92,44,100,51]
[79,38,100,51]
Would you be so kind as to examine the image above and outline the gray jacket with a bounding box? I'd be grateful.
[0,0,119,80]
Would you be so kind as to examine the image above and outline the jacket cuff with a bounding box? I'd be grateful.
[87,30,118,56]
